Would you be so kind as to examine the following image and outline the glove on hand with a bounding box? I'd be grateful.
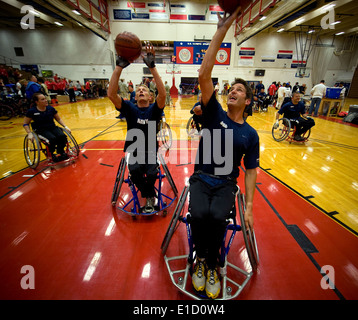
[143,52,156,69]
[116,56,130,69]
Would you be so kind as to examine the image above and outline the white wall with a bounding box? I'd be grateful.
[0,0,356,90]
[0,28,113,82]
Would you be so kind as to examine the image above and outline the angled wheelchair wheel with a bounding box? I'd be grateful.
[272,118,291,142]
[161,185,189,255]
[186,116,202,138]
[158,120,172,149]
[237,192,259,271]
[111,157,126,206]
[24,133,41,169]
[0,104,14,121]
[60,127,80,157]
[158,153,178,196]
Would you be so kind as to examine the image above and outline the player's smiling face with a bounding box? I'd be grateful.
[227,83,250,108]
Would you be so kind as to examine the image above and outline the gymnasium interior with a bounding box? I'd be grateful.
[0,0,358,303]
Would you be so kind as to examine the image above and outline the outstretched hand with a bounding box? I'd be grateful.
[142,43,156,68]
[217,6,241,30]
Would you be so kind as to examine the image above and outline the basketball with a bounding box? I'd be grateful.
[217,0,251,14]
[115,32,142,62]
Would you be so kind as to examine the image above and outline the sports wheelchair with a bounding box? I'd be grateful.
[186,116,202,138]
[157,115,172,149]
[111,153,178,217]
[23,127,79,169]
[272,117,311,143]
[161,185,259,300]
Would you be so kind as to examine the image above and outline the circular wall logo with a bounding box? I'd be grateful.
[179,48,191,62]
[217,49,228,63]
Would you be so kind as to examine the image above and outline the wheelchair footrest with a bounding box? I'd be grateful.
[164,254,253,300]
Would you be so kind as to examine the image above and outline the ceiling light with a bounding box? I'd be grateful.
[259,16,267,21]
[72,10,81,15]
[277,28,285,32]
[335,32,345,36]
[308,30,315,34]
[54,21,64,26]
[330,21,341,25]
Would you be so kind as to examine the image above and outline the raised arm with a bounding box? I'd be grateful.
[143,44,166,109]
[108,57,130,110]
[198,7,241,105]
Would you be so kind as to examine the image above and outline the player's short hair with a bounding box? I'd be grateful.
[231,78,252,100]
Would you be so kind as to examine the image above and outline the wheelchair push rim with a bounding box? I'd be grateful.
[272,118,291,142]
[158,121,172,149]
[237,192,259,271]
[61,127,80,157]
[23,134,41,169]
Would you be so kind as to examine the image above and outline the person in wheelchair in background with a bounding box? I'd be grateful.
[190,95,203,133]
[274,91,315,141]
[23,92,71,162]
[189,8,259,299]
[108,43,166,214]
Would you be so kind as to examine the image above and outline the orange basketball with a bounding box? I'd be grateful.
[115,32,142,62]
[217,0,251,14]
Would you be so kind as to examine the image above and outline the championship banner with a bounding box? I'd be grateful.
[174,41,231,65]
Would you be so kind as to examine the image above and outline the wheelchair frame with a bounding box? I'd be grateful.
[23,127,80,169]
[272,117,311,144]
[161,185,259,300]
[111,153,178,217]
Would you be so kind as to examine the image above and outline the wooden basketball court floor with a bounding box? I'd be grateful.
[0,95,358,300]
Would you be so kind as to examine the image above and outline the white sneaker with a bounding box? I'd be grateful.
[192,259,206,292]
[206,269,221,299]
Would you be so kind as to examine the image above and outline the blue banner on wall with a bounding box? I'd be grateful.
[113,9,131,20]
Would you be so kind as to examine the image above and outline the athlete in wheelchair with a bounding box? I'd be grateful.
[23,93,79,168]
[162,9,260,300]
[273,91,315,142]
[108,43,172,214]
[186,100,203,138]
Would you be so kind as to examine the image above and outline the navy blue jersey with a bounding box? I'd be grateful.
[194,93,259,180]
[25,105,57,131]
[278,101,305,120]
[118,99,163,153]
[129,91,136,103]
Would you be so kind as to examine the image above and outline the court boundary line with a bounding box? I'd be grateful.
[259,166,358,238]
[255,182,346,300]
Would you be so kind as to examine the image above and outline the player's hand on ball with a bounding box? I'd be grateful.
[116,56,130,69]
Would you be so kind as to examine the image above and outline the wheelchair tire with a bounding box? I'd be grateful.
[161,185,189,255]
[24,133,41,169]
[186,116,201,138]
[60,127,80,157]
[158,121,172,149]
[158,153,178,196]
[111,157,126,206]
[272,118,291,142]
[237,192,259,271]
[0,104,14,121]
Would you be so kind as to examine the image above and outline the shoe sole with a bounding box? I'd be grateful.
[206,287,220,299]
